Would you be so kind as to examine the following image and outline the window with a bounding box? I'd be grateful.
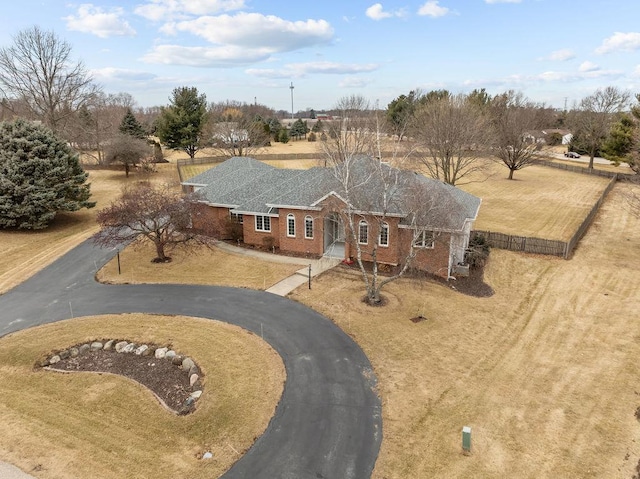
[379,222,389,247]
[287,214,296,237]
[358,220,368,245]
[413,231,434,248]
[230,212,243,224]
[255,215,271,232]
[305,216,313,239]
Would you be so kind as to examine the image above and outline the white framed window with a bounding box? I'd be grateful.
[255,215,271,232]
[413,231,434,248]
[379,222,389,247]
[287,213,296,237]
[305,216,313,239]
[358,220,368,245]
[230,211,243,224]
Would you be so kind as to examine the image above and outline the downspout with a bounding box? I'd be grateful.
[447,234,454,280]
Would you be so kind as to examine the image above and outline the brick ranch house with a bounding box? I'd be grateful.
[182,157,481,279]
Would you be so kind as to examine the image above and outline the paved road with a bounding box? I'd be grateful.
[0,240,382,479]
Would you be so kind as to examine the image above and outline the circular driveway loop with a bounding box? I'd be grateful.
[0,240,382,479]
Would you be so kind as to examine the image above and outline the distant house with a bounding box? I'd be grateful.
[182,157,481,278]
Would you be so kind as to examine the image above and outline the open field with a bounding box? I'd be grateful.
[0,314,284,478]
[288,182,640,478]
[458,162,611,240]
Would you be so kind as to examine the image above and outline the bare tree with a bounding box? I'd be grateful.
[411,93,493,185]
[489,90,544,180]
[66,92,134,164]
[320,95,457,304]
[93,183,212,262]
[319,95,379,166]
[0,26,98,132]
[325,156,454,304]
[104,133,152,177]
[202,100,272,157]
[567,86,631,169]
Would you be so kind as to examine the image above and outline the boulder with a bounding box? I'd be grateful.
[188,365,199,377]
[122,343,136,354]
[90,341,103,351]
[115,341,128,353]
[69,347,79,358]
[171,355,183,366]
[181,357,195,371]
[78,344,90,355]
[103,339,115,351]
[189,374,199,387]
[155,347,168,359]
[59,350,70,360]
[49,355,61,364]
[134,345,148,356]
[165,350,176,360]
[189,390,202,400]
[142,347,154,357]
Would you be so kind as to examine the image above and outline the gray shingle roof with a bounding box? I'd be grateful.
[185,156,481,232]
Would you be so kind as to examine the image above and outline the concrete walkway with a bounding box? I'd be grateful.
[214,241,341,296]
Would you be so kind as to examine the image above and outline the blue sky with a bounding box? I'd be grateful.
[1,0,639,112]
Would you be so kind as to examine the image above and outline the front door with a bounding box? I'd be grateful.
[323,213,345,258]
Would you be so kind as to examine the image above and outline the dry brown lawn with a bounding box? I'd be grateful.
[97,241,303,289]
[458,162,611,240]
[0,313,284,478]
[289,182,640,479]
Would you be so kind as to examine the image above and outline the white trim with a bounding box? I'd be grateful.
[234,210,279,217]
[311,191,349,207]
[266,203,322,211]
[358,220,368,245]
[378,221,389,247]
[255,215,272,232]
[287,213,296,237]
[305,215,314,239]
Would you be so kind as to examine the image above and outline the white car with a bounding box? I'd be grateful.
[564,151,581,158]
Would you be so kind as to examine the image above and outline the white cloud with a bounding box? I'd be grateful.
[134,0,245,22]
[633,65,640,77]
[141,44,272,67]
[64,4,135,38]
[578,61,600,72]
[247,61,379,79]
[339,76,373,88]
[91,67,157,82]
[417,1,450,17]
[485,0,522,3]
[365,3,406,20]
[169,13,333,52]
[595,32,640,54]
[546,49,575,61]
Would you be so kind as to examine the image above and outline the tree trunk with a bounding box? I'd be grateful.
[508,167,515,180]
[154,239,167,261]
[125,162,130,177]
[588,147,595,169]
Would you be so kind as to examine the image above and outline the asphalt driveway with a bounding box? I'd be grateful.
[0,240,382,479]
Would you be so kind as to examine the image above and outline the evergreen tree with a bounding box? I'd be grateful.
[0,119,95,229]
[155,87,207,158]
[119,108,146,139]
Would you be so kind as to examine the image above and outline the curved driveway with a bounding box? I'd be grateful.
[0,240,382,479]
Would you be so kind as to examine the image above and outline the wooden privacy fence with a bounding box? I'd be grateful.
[471,231,568,257]
[472,175,619,259]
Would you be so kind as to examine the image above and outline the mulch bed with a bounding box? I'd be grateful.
[48,350,194,413]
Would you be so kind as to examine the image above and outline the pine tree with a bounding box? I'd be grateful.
[119,108,146,139]
[0,119,95,229]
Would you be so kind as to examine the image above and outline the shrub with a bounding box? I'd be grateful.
[308,132,317,142]
[466,233,490,268]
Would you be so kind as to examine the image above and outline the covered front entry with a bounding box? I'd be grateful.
[323,212,346,259]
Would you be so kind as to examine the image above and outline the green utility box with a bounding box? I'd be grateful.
[462,426,472,452]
